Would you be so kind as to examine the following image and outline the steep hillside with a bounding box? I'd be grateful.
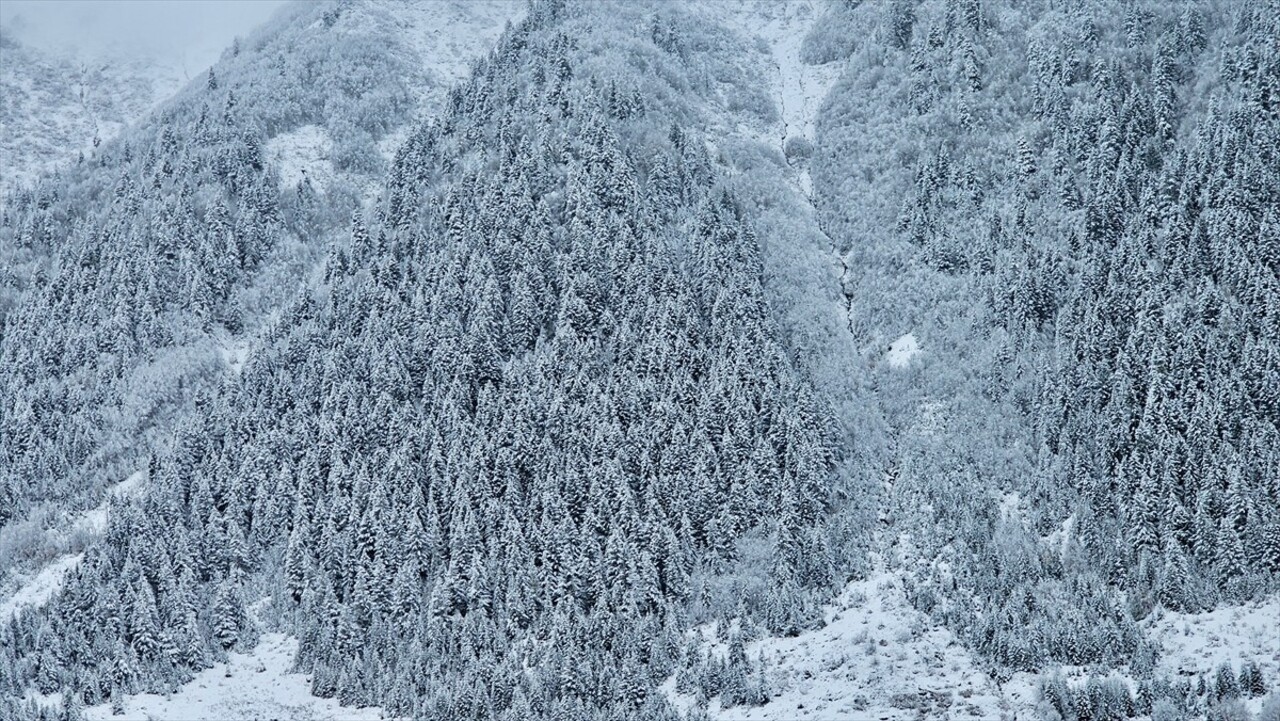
[2,1,852,719]
[804,0,1279,717]
[1,1,1277,720]
[663,0,1279,718]
[0,0,520,600]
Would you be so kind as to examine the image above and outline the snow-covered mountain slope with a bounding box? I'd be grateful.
[689,0,868,427]
[666,2,1280,719]
[3,2,1278,720]
[3,1,857,719]
[1,4,531,719]
[20,631,402,721]
[338,0,523,103]
[0,555,82,622]
[699,0,842,198]
[0,32,186,201]
[262,0,522,197]
[0,0,526,531]
[1,0,526,654]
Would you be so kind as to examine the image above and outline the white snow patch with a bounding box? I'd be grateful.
[114,469,146,496]
[55,599,399,719]
[74,469,147,536]
[72,633,401,721]
[1042,513,1075,561]
[1150,595,1280,677]
[991,594,1280,720]
[0,554,83,620]
[886,333,920,368]
[212,326,251,374]
[266,124,334,193]
[998,491,1025,524]
[666,573,1005,720]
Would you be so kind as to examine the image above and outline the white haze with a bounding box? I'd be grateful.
[0,0,288,78]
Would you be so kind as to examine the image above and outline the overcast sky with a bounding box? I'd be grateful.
[0,0,288,73]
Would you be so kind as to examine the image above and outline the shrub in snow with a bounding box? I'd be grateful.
[784,135,814,161]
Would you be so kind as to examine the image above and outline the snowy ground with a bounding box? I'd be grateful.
[999,593,1280,720]
[62,633,394,721]
[666,572,1006,720]
[213,325,252,375]
[1147,596,1280,718]
[0,554,83,620]
[267,123,335,193]
[18,590,399,720]
[885,333,921,368]
[73,469,146,536]
[668,570,1280,721]
[1150,595,1280,681]
[0,38,185,201]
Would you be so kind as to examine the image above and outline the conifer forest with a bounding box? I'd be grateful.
[0,1,1277,719]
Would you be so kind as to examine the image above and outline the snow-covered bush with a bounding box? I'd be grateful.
[784,134,814,160]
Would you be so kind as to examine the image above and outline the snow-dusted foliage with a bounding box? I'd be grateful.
[2,1,845,719]
[1,1,1277,720]
[806,0,1279,716]
[0,0,519,565]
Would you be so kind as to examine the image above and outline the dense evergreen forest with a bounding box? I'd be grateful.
[810,0,1279,714]
[0,0,1276,719]
[3,1,843,718]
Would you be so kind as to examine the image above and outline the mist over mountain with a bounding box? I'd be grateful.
[1,1,1277,720]
[0,0,286,73]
